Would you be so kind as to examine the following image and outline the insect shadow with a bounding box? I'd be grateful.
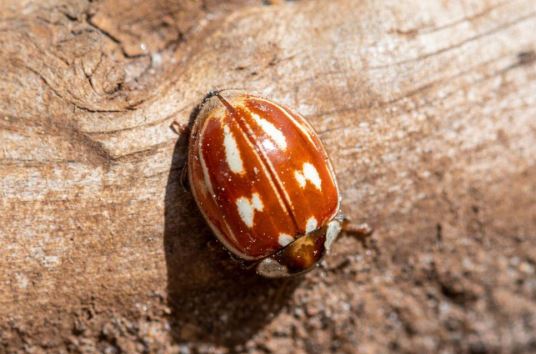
[163,93,301,349]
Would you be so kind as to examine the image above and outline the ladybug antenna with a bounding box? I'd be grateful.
[204,89,222,102]
[341,218,373,239]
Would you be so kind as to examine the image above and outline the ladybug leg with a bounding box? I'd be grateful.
[170,119,190,136]
[341,217,373,239]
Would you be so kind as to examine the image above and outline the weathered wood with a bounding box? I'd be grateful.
[1,0,535,352]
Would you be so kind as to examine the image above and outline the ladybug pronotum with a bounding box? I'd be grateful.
[186,90,368,277]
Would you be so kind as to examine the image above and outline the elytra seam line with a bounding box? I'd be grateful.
[216,93,301,232]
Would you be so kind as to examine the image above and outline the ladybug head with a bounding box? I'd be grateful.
[256,219,342,278]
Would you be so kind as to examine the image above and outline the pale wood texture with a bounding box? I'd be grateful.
[1,0,535,352]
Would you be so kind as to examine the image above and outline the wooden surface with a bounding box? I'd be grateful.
[1,0,535,352]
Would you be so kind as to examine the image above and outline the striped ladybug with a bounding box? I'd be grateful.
[186,90,370,277]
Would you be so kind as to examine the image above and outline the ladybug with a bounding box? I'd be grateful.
[183,90,371,277]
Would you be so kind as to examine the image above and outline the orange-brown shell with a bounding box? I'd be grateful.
[188,91,340,260]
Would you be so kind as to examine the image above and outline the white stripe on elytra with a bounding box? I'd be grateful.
[257,98,316,146]
[229,109,289,213]
[197,119,215,198]
[305,217,318,233]
[236,193,264,228]
[223,125,245,174]
[250,112,287,150]
[233,105,297,220]
[278,233,294,247]
[294,162,322,190]
[199,149,215,197]
[196,118,245,257]
[256,97,340,221]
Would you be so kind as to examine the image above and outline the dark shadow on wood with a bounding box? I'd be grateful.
[163,94,301,349]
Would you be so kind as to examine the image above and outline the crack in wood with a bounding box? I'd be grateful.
[391,1,510,37]
[316,49,535,137]
[371,11,536,70]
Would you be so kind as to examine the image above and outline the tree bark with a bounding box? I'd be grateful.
[1,0,535,352]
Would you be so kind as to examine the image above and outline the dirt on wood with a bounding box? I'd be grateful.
[1,0,535,353]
